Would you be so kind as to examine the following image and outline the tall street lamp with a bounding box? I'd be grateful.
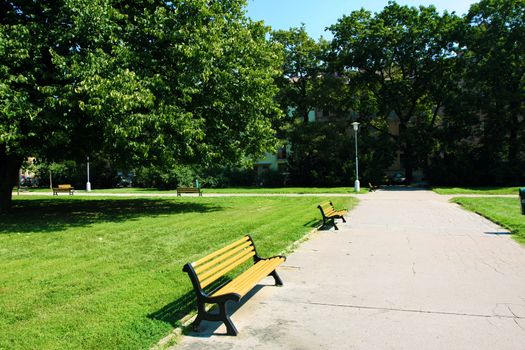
[86,156,91,192]
[352,122,360,192]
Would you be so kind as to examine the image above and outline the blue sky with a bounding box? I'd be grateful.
[246,0,479,40]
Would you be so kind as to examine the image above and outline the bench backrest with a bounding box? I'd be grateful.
[189,236,256,289]
[177,187,200,192]
[58,184,72,189]
[318,201,336,217]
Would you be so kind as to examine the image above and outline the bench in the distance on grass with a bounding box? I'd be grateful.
[52,184,74,196]
[176,187,202,196]
[317,201,347,230]
[182,235,286,335]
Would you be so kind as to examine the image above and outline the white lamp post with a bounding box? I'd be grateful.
[352,122,360,192]
[86,156,91,192]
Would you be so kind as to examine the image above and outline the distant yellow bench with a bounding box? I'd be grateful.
[183,235,286,335]
[317,201,347,230]
[52,184,74,195]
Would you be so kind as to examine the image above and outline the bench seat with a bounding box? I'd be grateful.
[183,235,285,335]
[212,256,285,298]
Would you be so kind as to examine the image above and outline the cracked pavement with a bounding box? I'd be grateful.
[175,188,525,350]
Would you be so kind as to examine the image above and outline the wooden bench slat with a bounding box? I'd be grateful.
[199,251,256,288]
[213,259,276,297]
[199,248,255,283]
[192,236,250,268]
[231,258,284,297]
[193,241,253,274]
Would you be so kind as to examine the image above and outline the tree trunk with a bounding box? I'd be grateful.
[398,122,414,183]
[0,146,22,213]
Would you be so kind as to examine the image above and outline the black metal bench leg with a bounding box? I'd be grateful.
[219,302,238,336]
[342,217,346,223]
[192,301,206,331]
[332,218,339,230]
[192,314,203,331]
[270,270,283,286]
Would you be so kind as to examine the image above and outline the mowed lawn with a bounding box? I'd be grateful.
[0,195,356,350]
[433,186,523,195]
[453,197,525,244]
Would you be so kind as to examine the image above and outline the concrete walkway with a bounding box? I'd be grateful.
[176,188,525,350]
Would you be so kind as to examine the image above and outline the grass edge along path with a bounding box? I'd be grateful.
[0,195,357,350]
[17,186,369,195]
[433,186,523,195]
[452,197,525,244]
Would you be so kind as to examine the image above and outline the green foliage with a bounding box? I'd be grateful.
[286,120,395,186]
[0,195,357,349]
[329,2,462,180]
[427,0,525,185]
[133,165,197,189]
[0,0,283,210]
[271,26,326,124]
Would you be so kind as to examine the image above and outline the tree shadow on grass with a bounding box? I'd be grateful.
[0,198,222,234]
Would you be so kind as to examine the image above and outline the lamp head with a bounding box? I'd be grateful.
[352,122,360,131]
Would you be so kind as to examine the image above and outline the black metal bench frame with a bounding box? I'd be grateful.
[317,201,347,230]
[182,235,285,335]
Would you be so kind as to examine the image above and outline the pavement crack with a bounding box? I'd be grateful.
[506,305,518,318]
[480,260,504,275]
[514,319,525,332]
[295,301,523,320]
[411,262,416,275]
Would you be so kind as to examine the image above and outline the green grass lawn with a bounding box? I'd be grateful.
[433,186,523,195]
[453,197,525,244]
[17,186,368,194]
[0,195,356,350]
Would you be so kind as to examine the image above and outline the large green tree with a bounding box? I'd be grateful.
[463,0,524,179]
[329,2,461,180]
[426,0,525,185]
[0,0,282,211]
[271,26,326,123]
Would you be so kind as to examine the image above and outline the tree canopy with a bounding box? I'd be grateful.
[0,0,283,211]
[329,2,462,180]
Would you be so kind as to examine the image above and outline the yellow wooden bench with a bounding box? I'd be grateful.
[369,182,379,192]
[176,187,202,196]
[182,235,286,335]
[52,184,74,195]
[317,201,347,230]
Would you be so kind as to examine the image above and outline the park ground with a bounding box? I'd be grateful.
[1,186,524,349]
